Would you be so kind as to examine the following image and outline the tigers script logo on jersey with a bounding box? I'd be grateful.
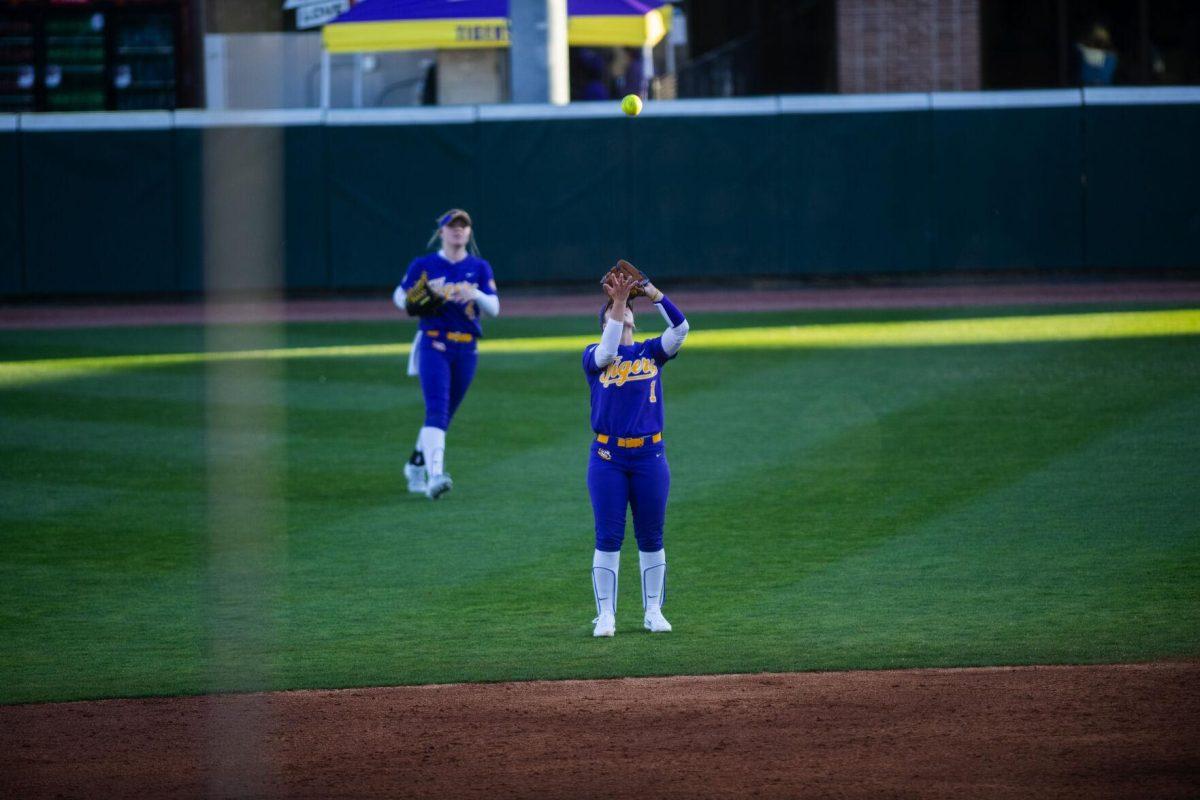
[428,276,485,319]
[429,277,478,302]
[598,356,659,388]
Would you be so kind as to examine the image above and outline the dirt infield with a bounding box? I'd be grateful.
[2,662,1197,799]
[3,280,1200,329]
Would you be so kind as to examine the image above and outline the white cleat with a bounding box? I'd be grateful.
[425,473,453,500]
[592,612,616,637]
[643,608,672,633]
[404,463,427,494]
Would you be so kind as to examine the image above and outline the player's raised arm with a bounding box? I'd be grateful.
[603,260,689,356]
[593,270,637,368]
[654,294,689,356]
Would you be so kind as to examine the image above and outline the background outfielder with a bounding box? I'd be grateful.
[393,209,500,499]
[584,262,689,637]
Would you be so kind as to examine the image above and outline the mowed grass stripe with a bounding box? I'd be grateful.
[782,393,1200,669]
[1,309,1198,387]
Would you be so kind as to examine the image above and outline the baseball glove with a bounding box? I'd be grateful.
[601,259,663,302]
[405,271,446,317]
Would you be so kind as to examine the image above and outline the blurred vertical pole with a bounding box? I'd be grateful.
[320,50,331,108]
[202,125,286,797]
[642,43,654,96]
[546,0,568,104]
[510,0,569,104]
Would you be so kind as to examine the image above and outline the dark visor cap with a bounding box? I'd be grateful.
[437,209,472,228]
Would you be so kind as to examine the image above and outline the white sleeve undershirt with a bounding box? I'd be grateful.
[657,302,690,356]
[593,319,624,367]
[472,288,500,317]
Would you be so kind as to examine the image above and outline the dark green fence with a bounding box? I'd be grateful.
[174,122,330,293]
[1084,101,1200,269]
[475,117,629,282]
[780,108,932,273]
[327,119,480,289]
[2,90,1198,299]
[0,124,19,294]
[20,121,176,295]
[931,103,1085,271]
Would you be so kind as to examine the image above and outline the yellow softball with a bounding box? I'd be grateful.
[621,94,643,116]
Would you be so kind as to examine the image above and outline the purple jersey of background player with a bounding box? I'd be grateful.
[582,336,674,437]
[395,208,500,502]
[400,252,497,338]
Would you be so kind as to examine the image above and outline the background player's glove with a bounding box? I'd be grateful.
[405,272,446,317]
[601,259,663,302]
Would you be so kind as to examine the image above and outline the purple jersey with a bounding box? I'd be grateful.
[401,252,497,338]
[582,337,674,437]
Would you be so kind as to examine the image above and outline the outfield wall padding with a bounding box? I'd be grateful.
[175,125,330,293]
[625,114,782,280]
[932,106,1085,271]
[20,129,177,295]
[0,128,20,294]
[780,110,933,274]
[327,122,480,290]
[2,91,1198,299]
[475,118,629,282]
[1084,103,1200,270]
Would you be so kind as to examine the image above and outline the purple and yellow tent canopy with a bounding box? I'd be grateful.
[322,0,672,53]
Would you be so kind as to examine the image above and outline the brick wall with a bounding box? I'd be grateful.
[837,0,980,93]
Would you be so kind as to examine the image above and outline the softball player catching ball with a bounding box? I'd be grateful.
[584,261,689,636]
[393,209,500,500]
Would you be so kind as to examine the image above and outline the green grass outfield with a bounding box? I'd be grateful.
[1,304,1198,704]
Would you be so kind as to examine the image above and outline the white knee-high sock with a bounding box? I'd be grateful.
[592,549,620,617]
[639,549,666,611]
[419,426,446,477]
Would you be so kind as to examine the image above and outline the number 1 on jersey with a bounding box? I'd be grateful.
[649,379,657,403]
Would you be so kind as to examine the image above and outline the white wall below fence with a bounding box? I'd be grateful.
[438,50,508,105]
[204,33,434,110]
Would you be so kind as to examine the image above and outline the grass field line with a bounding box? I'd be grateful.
[2,308,1198,387]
